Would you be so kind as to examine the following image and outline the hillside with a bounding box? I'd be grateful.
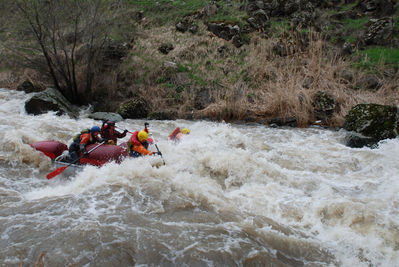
[1,0,398,127]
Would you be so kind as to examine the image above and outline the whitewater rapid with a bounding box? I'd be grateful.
[0,88,398,266]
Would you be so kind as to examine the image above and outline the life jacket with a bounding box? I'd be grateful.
[168,127,181,140]
[100,124,126,144]
[73,129,90,143]
[168,127,180,140]
[80,132,99,145]
[127,131,152,156]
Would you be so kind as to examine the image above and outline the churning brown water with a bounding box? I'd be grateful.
[0,88,398,266]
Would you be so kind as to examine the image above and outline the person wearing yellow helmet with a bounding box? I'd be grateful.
[168,127,190,142]
[181,128,190,134]
[127,128,160,157]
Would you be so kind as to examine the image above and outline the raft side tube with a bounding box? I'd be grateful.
[30,141,68,160]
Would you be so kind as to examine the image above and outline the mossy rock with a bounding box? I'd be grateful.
[343,103,399,141]
[117,97,149,119]
[312,91,336,120]
[17,80,41,93]
[147,111,177,120]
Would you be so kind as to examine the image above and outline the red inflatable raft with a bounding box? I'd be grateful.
[30,140,128,166]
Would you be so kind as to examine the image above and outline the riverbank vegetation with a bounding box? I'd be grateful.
[1,0,398,127]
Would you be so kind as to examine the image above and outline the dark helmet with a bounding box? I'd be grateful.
[91,126,101,133]
[107,121,115,126]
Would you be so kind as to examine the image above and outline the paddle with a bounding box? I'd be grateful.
[46,141,105,180]
[115,125,134,135]
[150,133,165,165]
[142,122,165,165]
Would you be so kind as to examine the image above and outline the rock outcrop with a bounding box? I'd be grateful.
[117,97,149,119]
[25,88,79,117]
[343,103,399,147]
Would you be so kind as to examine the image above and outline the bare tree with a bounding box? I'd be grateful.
[10,0,122,104]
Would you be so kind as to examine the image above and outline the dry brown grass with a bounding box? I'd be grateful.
[244,32,350,126]
[195,30,399,126]
[130,25,399,126]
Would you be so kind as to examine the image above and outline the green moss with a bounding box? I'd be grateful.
[344,103,399,140]
[118,97,149,119]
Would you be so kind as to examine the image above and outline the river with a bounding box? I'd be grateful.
[0,88,398,266]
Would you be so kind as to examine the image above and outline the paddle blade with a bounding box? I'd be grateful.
[46,166,68,180]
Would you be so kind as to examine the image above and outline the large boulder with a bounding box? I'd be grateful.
[247,9,270,31]
[343,103,399,146]
[88,112,123,122]
[207,22,240,41]
[363,17,395,46]
[24,88,79,117]
[117,97,149,119]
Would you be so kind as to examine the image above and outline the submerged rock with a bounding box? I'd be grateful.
[344,132,378,148]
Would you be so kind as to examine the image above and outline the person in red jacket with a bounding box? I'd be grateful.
[168,127,190,142]
[100,120,128,145]
[68,126,103,162]
[127,128,160,158]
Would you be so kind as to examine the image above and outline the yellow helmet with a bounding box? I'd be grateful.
[138,130,148,142]
[181,128,190,134]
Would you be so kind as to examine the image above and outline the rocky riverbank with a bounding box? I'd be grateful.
[1,0,398,147]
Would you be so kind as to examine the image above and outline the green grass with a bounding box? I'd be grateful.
[339,2,358,12]
[156,76,170,84]
[338,17,369,44]
[129,0,246,26]
[344,36,356,43]
[128,0,208,25]
[352,47,399,70]
[207,1,246,26]
[341,17,369,31]
[177,63,190,73]
[270,18,290,32]
[189,73,208,87]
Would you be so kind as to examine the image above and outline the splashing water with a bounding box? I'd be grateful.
[0,88,398,266]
